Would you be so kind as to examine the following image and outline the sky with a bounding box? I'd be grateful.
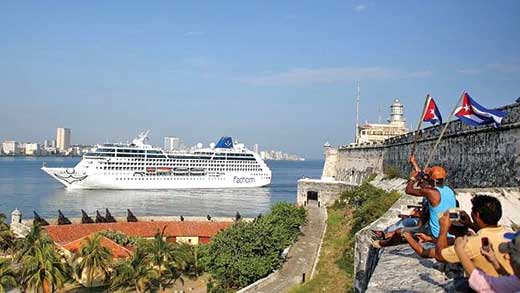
[0,1,519,159]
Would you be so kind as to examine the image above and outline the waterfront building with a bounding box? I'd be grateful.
[56,128,71,152]
[356,99,408,144]
[44,220,233,245]
[25,143,41,156]
[164,136,181,152]
[253,144,259,154]
[44,139,56,148]
[2,141,20,155]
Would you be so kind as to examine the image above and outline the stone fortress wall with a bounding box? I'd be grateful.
[323,101,520,188]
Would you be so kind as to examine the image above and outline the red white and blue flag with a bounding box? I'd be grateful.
[423,96,443,125]
[455,93,507,128]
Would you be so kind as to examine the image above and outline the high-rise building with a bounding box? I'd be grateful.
[2,141,19,155]
[253,144,259,154]
[56,128,71,152]
[164,136,181,152]
[25,143,41,156]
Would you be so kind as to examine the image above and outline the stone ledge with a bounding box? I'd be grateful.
[366,244,454,293]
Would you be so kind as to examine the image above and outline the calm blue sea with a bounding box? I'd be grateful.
[0,157,323,220]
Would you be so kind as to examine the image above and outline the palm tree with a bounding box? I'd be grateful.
[0,259,17,293]
[145,227,174,289]
[15,222,51,261]
[0,214,13,253]
[73,233,113,287]
[111,247,159,293]
[182,244,205,278]
[19,237,70,293]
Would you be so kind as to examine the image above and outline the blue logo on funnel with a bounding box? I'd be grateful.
[215,137,234,148]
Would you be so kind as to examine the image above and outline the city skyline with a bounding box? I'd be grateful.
[1,1,519,158]
[1,128,305,159]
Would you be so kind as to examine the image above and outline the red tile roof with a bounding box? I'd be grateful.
[44,221,233,244]
[61,235,132,259]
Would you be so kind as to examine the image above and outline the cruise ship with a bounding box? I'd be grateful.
[42,132,272,189]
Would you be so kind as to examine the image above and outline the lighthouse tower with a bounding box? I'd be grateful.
[389,99,406,127]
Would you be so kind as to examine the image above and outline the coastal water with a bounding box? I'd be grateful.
[0,157,323,220]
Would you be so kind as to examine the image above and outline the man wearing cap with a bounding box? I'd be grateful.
[436,195,514,277]
[405,154,457,239]
[453,231,520,292]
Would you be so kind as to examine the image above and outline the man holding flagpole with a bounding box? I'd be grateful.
[405,155,457,239]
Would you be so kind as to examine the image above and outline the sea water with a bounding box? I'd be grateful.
[0,157,323,219]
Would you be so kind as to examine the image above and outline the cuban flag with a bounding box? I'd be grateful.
[455,93,507,128]
[423,96,443,125]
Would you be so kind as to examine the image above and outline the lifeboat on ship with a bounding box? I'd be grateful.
[156,167,172,174]
[189,168,206,176]
[173,167,188,175]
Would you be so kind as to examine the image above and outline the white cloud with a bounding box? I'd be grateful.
[487,63,520,73]
[184,31,205,37]
[457,68,483,75]
[458,62,520,75]
[354,4,366,12]
[239,66,431,86]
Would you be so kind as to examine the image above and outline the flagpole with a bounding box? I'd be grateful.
[424,90,466,170]
[411,94,430,156]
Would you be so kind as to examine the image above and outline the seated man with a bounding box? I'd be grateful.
[436,195,514,277]
[372,199,429,248]
[405,154,457,239]
[400,220,469,258]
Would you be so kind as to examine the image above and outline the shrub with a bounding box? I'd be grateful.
[383,166,401,180]
[98,230,139,247]
[203,202,306,289]
[336,182,401,283]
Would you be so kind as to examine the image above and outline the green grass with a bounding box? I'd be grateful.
[382,166,402,180]
[289,208,351,293]
[290,182,401,292]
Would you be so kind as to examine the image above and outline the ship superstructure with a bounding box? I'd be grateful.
[42,132,272,189]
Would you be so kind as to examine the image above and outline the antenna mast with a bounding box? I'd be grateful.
[355,82,360,143]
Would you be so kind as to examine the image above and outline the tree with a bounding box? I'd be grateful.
[0,214,13,253]
[0,259,17,293]
[203,202,306,289]
[178,243,205,278]
[110,247,159,293]
[145,227,187,290]
[19,234,70,293]
[15,222,51,261]
[73,233,113,287]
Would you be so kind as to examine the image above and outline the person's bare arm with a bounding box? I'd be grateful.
[454,236,476,275]
[416,233,435,243]
[481,244,509,276]
[459,210,479,233]
[405,183,440,206]
[435,212,451,262]
[409,154,421,172]
[402,231,435,258]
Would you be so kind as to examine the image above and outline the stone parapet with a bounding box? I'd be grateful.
[296,178,356,207]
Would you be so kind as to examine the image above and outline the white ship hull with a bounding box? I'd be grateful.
[42,134,272,190]
[42,167,271,190]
